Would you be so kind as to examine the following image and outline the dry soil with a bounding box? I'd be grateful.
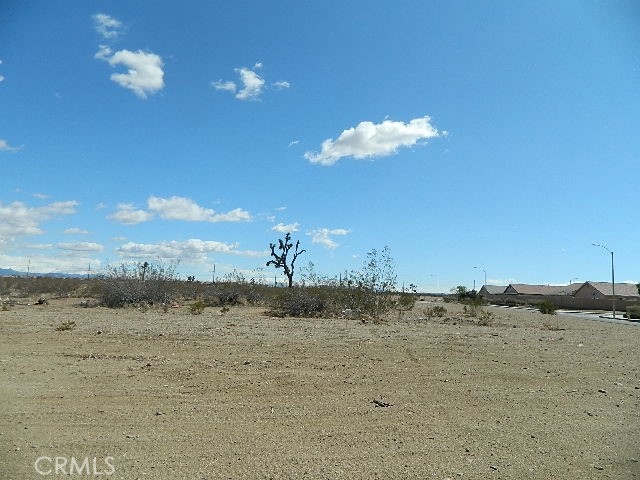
[1,299,639,479]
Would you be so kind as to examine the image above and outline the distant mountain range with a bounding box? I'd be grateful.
[0,268,90,279]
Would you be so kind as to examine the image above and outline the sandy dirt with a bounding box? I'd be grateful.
[1,298,639,479]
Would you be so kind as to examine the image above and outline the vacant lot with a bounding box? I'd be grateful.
[1,299,638,479]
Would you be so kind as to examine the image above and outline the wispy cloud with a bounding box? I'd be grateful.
[0,59,4,82]
[212,63,288,101]
[0,139,23,153]
[272,222,299,233]
[93,13,124,39]
[56,242,104,253]
[63,227,89,235]
[304,116,441,166]
[309,228,349,249]
[95,45,165,98]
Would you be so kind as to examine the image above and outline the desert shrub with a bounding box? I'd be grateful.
[55,320,76,331]
[476,309,494,326]
[626,305,640,320]
[268,288,329,318]
[538,300,557,315]
[425,305,447,319]
[397,292,417,312]
[451,285,479,301]
[98,261,179,308]
[188,301,206,315]
[463,303,494,325]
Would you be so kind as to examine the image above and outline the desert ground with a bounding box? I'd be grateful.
[1,298,639,479]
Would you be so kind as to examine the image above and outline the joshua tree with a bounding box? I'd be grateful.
[266,233,306,288]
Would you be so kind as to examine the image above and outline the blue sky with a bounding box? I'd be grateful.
[0,1,638,291]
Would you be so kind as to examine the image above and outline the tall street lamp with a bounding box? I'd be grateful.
[474,266,487,287]
[592,243,615,318]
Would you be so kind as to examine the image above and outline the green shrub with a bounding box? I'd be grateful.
[268,288,329,318]
[538,300,557,315]
[188,301,206,315]
[397,293,416,312]
[626,305,640,320]
[425,305,447,319]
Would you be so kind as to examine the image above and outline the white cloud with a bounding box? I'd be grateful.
[0,139,23,153]
[309,228,349,249]
[108,196,252,224]
[304,116,440,166]
[272,222,299,233]
[0,253,102,275]
[116,239,239,262]
[33,193,49,199]
[63,227,89,235]
[287,140,300,148]
[0,59,4,82]
[93,13,123,39]
[56,242,104,253]
[96,47,165,98]
[235,67,265,100]
[213,63,288,101]
[108,203,154,225]
[210,207,252,222]
[211,80,237,93]
[148,195,215,222]
[0,200,79,244]
[147,196,252,223]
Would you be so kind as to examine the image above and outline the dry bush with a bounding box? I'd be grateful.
[538,300,558,315]
[267,288,330,318]
[188,301,206,315]
[55,320,76,331]
[98,261,179,308]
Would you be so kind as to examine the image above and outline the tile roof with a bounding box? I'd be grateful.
[506,284,580,295]
[581,282,640,297]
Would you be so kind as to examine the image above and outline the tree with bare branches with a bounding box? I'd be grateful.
[266,233,306,288]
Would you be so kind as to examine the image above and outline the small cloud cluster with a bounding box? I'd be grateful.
[108,196,252,225]
[56,242,104,253]
[0,200,79,245]
[93,14,164,99]
[304,116,440,166]
[116,239,264,262]
[272,222,299,233]
[0,139,23,153]
[93,13,123,39]
[0,59,4,82]
[309,228,349,249]
[212,63,289,101]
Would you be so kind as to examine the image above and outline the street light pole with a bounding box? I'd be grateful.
[593,243,615,319]
[474,266,487,287]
